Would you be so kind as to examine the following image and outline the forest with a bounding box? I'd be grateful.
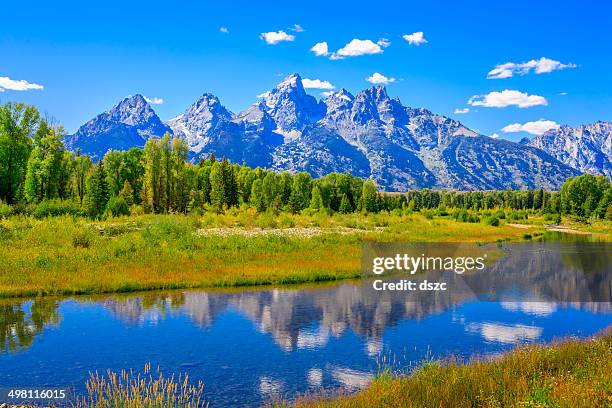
[1,101,611,221]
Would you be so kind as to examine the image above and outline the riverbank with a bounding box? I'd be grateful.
[0,211,607,298]
[298,327,612,408]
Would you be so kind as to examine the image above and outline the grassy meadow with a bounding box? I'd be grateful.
[297,329,612,408]
[0,208,587,298]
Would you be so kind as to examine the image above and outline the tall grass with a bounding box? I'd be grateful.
[299,329,612,408]
[1,209,601,298]
[73,363,206,408]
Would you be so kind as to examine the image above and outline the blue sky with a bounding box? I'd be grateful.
[1,0,611,140]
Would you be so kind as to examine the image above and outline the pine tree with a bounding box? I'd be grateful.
[84,161,109,218]
[209,162,225,213]
[361,180,378,213]
[339,193,353,213]
[309,185,324,210]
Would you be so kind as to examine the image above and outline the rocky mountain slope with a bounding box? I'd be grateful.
[65,74,585,190]
[527,121,611,178]
[64,94,172,160]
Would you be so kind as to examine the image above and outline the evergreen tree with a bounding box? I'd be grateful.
[209,161,225,213]
[84,161,109,218]
[361,180,378,213]
[309,185,324,210]
[339,193,353,213]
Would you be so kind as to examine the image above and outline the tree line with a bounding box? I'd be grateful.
[0,101,610,220]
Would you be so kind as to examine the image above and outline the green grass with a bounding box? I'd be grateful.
[296,328,612,408]
[0,209,606,298]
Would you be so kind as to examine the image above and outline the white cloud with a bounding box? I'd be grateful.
[0,76,44,92]
[490,133,500,139]
[331,39,384,59]
[310,42,329,57]
[559,92,568,96]
[321,91,334,98]
[402,31,428,46]
[256,91,270,98]
[487,57,576,79]
[501,119,560,135]
[219,27,229,34]
[290,24,304,32]
[366,72,396,85]
[144,96,163,105]
[302,78,335,90]
[259,30,295,45]
[468,89,548,108]
[454,107,470,114]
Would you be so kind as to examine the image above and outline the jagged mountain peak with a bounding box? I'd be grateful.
[64,94,171,159]
[107,94,158,126]
[358,85,389,102]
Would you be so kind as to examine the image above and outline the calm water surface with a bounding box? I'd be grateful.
[1,242,611,407]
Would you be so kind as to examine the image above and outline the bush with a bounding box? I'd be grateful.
[0,201,13,219]
[495,210,506,219]
[454,210,480,223]
[33,199,80,218]
[553,213,562,225]
[485,216,500,227]
[104,196,130,218]
[72,227,96,248]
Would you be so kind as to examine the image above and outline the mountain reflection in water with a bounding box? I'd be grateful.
[0,242,610,407]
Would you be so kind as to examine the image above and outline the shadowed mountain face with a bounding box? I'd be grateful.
[65,75,585,190]
[527,121,612,178]
[63,94,173,161]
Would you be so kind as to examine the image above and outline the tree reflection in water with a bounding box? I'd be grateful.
[0,299,61,352]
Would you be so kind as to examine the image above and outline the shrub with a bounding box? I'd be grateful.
[0,201,13,219]
[72,227,96,248]
[104,196,130,218]
[495,210,506,219]
[33,199,80,218]
[485,216,500,227]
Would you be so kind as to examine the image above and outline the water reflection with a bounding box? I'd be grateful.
[0,299,61,352]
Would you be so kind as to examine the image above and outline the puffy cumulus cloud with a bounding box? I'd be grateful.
[219,27,229,34]
[468,90,548,108]
[454,107,470,114]
[487,57,576,79]
[0,76,44,92]
[259,30,295,45]
[366,72,396,85]
[320,91,335,98]
[144,96,163,105]
[290,24,304,32]
[490,133,500,139]
[402,31,427,45]
[310,42,329,57]
[302,78,335,90]
[331,39,384,59]
[501,119,560,135]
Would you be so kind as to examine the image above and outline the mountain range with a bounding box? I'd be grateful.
[63,73,611,191]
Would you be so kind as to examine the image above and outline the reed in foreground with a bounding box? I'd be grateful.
[298,329,612,408]
[73,363,206,408]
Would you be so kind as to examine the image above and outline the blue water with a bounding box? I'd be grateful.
[1,243,611,407]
